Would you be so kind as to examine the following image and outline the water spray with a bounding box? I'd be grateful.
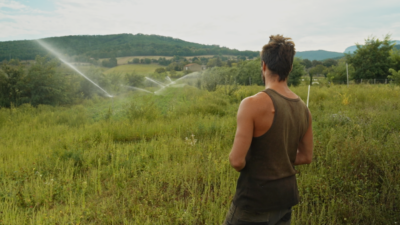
[36,39,113,98]
[166,76,173,84]
[145,77,165,88]
[122,85,154,94]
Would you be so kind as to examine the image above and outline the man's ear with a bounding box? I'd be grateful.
[262,61,267,72]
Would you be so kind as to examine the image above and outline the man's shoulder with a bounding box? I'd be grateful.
[239,92,273,113]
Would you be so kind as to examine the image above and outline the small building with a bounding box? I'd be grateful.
[183,63,204,72]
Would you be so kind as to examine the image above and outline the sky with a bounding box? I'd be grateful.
[0,0,399,52]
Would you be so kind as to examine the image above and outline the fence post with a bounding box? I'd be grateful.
[385,79,387,84]
[374,79,376,84]
[361,79,363,83]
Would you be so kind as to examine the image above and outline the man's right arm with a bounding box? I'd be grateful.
[294,110,313,165]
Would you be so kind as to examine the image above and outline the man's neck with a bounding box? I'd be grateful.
[264,77,290,93]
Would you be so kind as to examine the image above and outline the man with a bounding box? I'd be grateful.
[223,35,313,225]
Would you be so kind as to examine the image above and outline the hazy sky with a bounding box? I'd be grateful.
[1,0,399,52]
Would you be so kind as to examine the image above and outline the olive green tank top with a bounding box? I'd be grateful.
[233,88,309,212]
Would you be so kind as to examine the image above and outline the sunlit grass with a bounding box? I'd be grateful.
[0,84,399,224]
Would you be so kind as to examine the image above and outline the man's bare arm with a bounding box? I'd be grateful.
[229,98,255,172]
[294,110,313,165]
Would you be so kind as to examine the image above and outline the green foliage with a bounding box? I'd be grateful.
[206,57,224,68]
[201,67,232,91]
[326,59,355,83]
[309,64,327,76]
[101,56,118,68]
[0,60,25,107]
[236,59,262,86]
[312,60,322,67]
[347,35,395,80]
[155,67,166,74]
[322,58,338,67]
[0,57,81,107]
[288,58,305,86]
[390,48,400,71]
[24,56,73,106]
[388,68,400,85]
[125,72,144,87]
[300,58,312,69]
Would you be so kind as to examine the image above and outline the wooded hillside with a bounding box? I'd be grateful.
[0,33,259,61]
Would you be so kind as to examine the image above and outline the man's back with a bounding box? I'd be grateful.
[232,88,310,211]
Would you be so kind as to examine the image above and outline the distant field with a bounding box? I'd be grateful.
[104,64,162,75]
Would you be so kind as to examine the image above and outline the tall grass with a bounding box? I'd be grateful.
[0,84,399,224]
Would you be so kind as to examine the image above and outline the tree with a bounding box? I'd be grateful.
[388,68,400,85]
[155,67,167,74]
[300,59,312,69]
[0,60,25,107]
[326,59,355,83]
[207,57,224,68]
[308,64,326,85]
[144,58,151,64]
[133,58,140,64]
[201,67,237,92]
[24,56,72,106]
[125,72,144,87]
[311,60,322,67]
[322,58,338,68]
[390,48,400,71]
[236,59,262,86]
[346,35,394,80]
[102,56,118,67]
[288,58,305,86]
[309,65,327,76]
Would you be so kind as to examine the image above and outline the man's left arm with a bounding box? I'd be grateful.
[229,98,255,172]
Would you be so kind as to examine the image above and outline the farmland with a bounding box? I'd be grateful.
[0,83,399,224]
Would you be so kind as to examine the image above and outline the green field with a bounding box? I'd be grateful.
[0,84,399,224]
[104,64,162,75]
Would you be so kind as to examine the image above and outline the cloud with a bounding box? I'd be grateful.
[0,0,399,52]
[0,0,26,10]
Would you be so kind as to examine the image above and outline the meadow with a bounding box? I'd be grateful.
[104,64,162,76]
[0,84,399,224]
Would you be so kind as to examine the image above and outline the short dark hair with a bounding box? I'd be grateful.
[261,35,296,81]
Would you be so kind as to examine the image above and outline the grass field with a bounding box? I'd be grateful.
[104,64,162,75]
[0,84,399,224]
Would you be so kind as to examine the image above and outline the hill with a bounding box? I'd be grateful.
[344,40,400,53]
[0,33,259,61]
[296,50,344,61]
